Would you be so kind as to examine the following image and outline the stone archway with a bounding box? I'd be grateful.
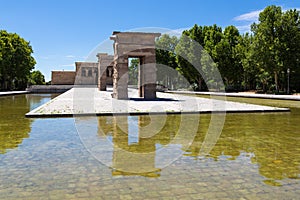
[110,31,161,99]
[97,53,114,91]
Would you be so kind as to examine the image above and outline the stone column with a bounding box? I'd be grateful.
[143,52,157,99]
[97,53,107,91]
[113,56,128,99]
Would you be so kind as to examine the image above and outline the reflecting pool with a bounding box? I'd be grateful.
[0,94,299,199]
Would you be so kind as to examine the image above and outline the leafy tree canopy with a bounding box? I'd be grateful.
[29,70,45,85]
[0,30,36,90]
[155,5,300,93]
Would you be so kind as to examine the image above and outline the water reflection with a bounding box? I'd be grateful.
[186,112,300,185]
[0,94,56,154]
[97,115,183,177]
[96,111,299,184]
[96,114,223,176]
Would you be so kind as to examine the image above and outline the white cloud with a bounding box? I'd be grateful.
[66,55,75,59]
[233,9,262,33]
[233,7,300,33]
[234,9,263,22]
[234,7,300,22]
[236,24,252,33]
[164,27,190,37]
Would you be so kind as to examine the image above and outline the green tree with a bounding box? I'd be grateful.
[251,6,283,93]
[29,70,45,85]
[175,24,224,91]
[0,30,36,90]
[214,26,243,90]
[175,30,202,90]
[156,34,179,88]
[235,33,258,90]
[201,24,224,90]
[279,9,300,92]
[154,6,300,93]
[156,34,179,69]
[203,24,223,56]
[251,6,300,93]
[128,58,139,85]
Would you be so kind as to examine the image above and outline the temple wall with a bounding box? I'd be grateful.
[51,71,76,85]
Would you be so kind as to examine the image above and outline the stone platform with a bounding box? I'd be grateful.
[0,91,29,96]
[26,85,74,93]
[25,88,289,118]
[167,91,300,101]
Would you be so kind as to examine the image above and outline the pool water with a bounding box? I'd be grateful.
[0,94,299,199]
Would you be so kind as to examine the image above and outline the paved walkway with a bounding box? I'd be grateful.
[26,88,289,117]
[167,91,300,101]
[0,91,28,96]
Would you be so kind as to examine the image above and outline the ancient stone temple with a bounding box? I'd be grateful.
[74,62,98,85]
[51,31,161,99]
[97,53,114,91]
[110,31,161,99]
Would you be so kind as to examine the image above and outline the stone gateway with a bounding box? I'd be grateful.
[51,31,161,100]
[110,32,161,99]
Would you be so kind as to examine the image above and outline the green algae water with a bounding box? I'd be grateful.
[0,94,299,199]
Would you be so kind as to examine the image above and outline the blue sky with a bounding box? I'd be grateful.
[0,0,299,81]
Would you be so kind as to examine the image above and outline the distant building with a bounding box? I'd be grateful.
[51,71,76,85]
[51,61,113,86]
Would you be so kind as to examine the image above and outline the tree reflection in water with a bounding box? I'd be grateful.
[98,111,299,184]
[186,112,300,186]
[0,94,54,154]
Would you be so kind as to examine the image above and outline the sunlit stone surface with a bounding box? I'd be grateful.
[26,88,289,117]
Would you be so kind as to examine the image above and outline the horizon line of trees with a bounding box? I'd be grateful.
[156,5,300,93]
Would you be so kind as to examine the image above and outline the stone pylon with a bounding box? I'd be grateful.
[110,31,161,99]
[97,53,114,91]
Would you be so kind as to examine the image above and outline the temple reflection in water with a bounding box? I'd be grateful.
[95,112,299,184]
[98,115,183,177]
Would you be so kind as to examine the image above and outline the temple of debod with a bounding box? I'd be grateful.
[52,31,161,100]
[26,31,289,117]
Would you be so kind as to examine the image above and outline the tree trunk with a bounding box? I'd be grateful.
[198,78,202,91]
[1,78,6,91]
[274,71,279,94]
[262,83,266,93]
